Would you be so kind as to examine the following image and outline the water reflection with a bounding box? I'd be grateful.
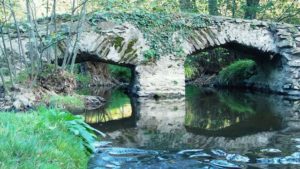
[80,86,300,168]
[185,86,282,137]
[75,86,300,152]
[79,88,133,124]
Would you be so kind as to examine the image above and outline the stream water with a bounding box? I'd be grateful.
[76,85,300,169]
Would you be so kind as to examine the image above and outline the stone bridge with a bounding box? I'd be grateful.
[3,12,300,97]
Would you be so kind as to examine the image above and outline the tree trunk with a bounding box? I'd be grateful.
[70,0,87,74]
[244,0,260,19]
[8,0,27,67]
[208,0,218,15]
[179,0,198,13]
[232,0,236,17]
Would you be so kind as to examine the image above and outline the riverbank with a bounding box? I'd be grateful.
[0,108,100,169]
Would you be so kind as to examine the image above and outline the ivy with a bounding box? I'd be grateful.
[89,11,211,60]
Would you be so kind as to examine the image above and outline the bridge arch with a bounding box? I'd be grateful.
[3,13,300,97]
[134,17,300,97]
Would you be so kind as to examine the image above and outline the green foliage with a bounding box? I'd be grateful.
[184,63,198,79]
[76,73,92,86]
[108,64,131,82]
[218,59,256,85]
[187,47,234,74]
[38,107,102,153]
[15,70,30,84]
[143,49,159,62]
[0,108,100,168]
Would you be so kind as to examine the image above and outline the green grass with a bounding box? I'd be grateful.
[0,108,100,169]
[218,59,256,85]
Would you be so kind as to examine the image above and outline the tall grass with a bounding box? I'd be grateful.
[0,108,104,169]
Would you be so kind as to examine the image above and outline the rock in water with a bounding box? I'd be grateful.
[226,154,250,163]
[177,149,204,155]
[280,156,300,165]
[291,152,300,158]
[257,157,281,165]
[93,141,112,148]
[260,148,282,153]
[211,149,227,157]
[189,152,211,158]
[292,138,300,142]
[105,147,158,157]
[210,160,241,168]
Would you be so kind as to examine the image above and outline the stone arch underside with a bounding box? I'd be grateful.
[3,14,300,97]
[136,17,300,97]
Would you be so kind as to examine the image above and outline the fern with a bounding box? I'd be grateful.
[38,107,105,153]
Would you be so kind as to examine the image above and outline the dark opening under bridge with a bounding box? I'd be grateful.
[3,12,300,97]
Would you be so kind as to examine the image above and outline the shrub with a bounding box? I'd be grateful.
[108,64,131,83]
[218,59,256,85]
[184,63,198,79]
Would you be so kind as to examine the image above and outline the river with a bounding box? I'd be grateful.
[76,85,300,169]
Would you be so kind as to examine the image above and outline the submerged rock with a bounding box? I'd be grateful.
[210,160,241,168]
[226,154,250,163]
